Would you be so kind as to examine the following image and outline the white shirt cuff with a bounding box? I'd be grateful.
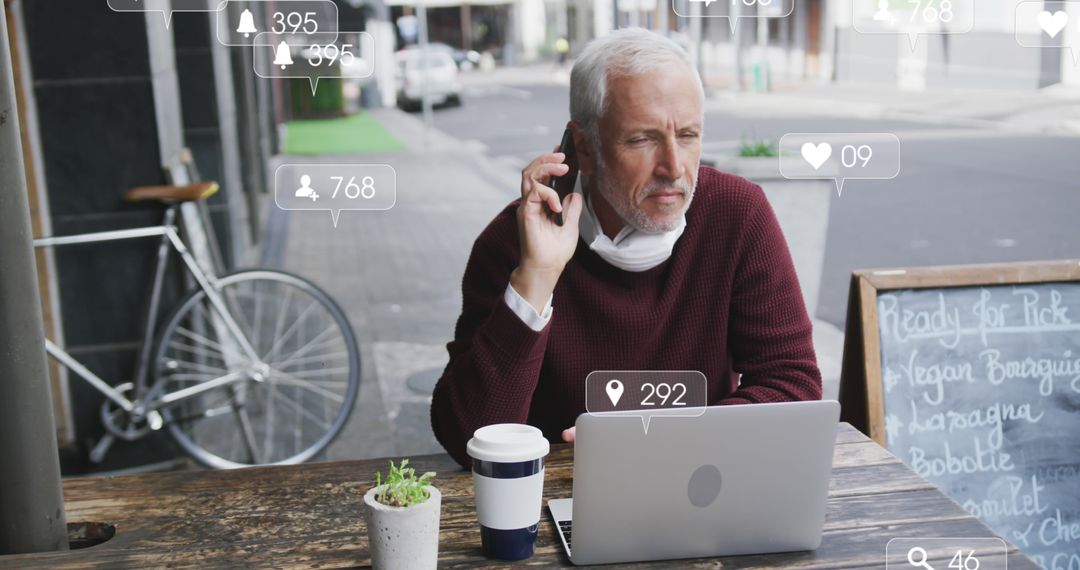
[504,283,553,332]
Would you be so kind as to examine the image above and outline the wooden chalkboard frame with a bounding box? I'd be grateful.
[838,259,1080,446]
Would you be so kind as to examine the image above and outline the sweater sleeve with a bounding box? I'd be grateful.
[718,186,823,405]
[430,205,551,468]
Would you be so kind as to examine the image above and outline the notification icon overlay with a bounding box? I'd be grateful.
[584,371,708,433]
[275,163,396,227]
[108,0,228,29]
[779,133,901,196]
[215,0,340,47]
[885,538,1007,570]
[852,0,975,51]
[254,31,375,93]
[1016,1,1080,65]
[672,0,795,33]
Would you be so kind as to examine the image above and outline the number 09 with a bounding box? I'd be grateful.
[840,144,873,168]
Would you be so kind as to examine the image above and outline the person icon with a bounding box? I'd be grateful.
[295,175,319,201]
[873,0,893,22]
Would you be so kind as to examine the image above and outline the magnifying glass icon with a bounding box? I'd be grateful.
[907,546,936,570]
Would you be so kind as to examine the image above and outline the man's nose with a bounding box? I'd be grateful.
[654,136,685,181]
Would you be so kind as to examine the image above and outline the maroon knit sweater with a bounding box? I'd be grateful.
[431,166,822,467]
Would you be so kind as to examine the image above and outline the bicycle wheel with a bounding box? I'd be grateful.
[152,270,360,468]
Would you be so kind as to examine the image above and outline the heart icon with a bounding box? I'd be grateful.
[800,142,832,171]
[1038,10,1068,38]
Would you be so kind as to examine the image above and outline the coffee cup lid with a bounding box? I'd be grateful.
[466,423,550,463]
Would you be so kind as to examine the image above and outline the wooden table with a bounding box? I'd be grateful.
[0,423,1039,569]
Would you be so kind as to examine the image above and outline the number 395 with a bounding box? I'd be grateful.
[272,11,319,34]
[309,44,356,67]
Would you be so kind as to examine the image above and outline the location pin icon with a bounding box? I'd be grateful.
[605,379,624,408]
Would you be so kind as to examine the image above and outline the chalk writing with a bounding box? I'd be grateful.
[879,292,962,348]
[962,474,1047,520]
[980,348,1080,397]
[1039,508,1080,547]
[901,349,974,405]
[877,283,1080,569]
[908,438,1015,478]
[1015,288,1072,328]
[907,400,1043,450]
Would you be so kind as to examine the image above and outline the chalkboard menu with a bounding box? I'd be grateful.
[838,261,1080,569]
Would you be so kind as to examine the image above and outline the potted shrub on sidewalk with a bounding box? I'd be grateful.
[362,459,441,570]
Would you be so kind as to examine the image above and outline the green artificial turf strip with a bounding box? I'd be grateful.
[284,113,406,155]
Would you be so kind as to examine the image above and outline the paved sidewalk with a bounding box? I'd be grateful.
[458,63,571,88]
[709,80,1080,135]
[264,108,519,462]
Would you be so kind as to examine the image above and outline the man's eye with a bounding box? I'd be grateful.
[628,137,648,144]
[680,132,700,139]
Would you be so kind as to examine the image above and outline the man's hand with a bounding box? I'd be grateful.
[512,151,583,312]
[561,427,576,444]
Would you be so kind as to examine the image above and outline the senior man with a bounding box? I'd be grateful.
[431,27,821,467]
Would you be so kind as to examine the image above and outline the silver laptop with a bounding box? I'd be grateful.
[547,400,840,565]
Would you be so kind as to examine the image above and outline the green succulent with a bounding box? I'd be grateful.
[373,459,436,508]
[738,139,778,158]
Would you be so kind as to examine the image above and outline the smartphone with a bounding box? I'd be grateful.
[550,128,579,226]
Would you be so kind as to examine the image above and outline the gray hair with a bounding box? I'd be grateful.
[569,28,704,155]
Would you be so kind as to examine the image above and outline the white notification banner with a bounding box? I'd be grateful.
[1016,1,1080,66]
[851,0,975,51]
[672,0,794,34]
[254,31,375,94]
[215,0,339,47]
[108,0,227,29]
[584,371,708,433]
[779,133,901,196]
[275,163,396,227]
[885,538,1007,570]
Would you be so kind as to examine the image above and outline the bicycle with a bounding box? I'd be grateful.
[33,181,360,469]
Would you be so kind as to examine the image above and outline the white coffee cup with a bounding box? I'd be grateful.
[466,423,550,561]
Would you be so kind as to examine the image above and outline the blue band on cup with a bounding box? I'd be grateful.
[471,458,543,479]
[480,524,539,561]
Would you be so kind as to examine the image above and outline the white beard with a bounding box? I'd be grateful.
[587,153,697,233]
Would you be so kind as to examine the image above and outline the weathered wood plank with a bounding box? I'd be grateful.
[0,424,1034,570]
[833,424,870,445]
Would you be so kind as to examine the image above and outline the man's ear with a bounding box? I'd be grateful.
[568,121,596,177]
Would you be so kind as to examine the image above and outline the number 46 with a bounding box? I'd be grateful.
[949,550,979,570]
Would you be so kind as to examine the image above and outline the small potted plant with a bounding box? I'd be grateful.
[362,459,441,570]
[723,132,781,181]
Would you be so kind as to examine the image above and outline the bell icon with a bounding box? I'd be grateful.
[273,41,294,69]
[236,9,257,38]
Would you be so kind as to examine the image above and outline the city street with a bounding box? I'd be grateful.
[432,71,1080,328]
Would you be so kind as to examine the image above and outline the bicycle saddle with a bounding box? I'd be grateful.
[124,181,219,203]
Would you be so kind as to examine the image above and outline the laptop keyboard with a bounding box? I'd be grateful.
[557,519,573,552]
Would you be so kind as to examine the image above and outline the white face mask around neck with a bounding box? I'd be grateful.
[575,178,687,273]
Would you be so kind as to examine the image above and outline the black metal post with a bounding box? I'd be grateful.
[0,0,69,555]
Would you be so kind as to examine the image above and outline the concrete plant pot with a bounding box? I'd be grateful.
[362,485,441,570]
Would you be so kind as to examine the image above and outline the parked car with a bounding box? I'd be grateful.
[395,48,463,111]
[449,47,482,71]
[411,42,481,71]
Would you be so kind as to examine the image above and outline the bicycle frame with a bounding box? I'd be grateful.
[33,206,262,418]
